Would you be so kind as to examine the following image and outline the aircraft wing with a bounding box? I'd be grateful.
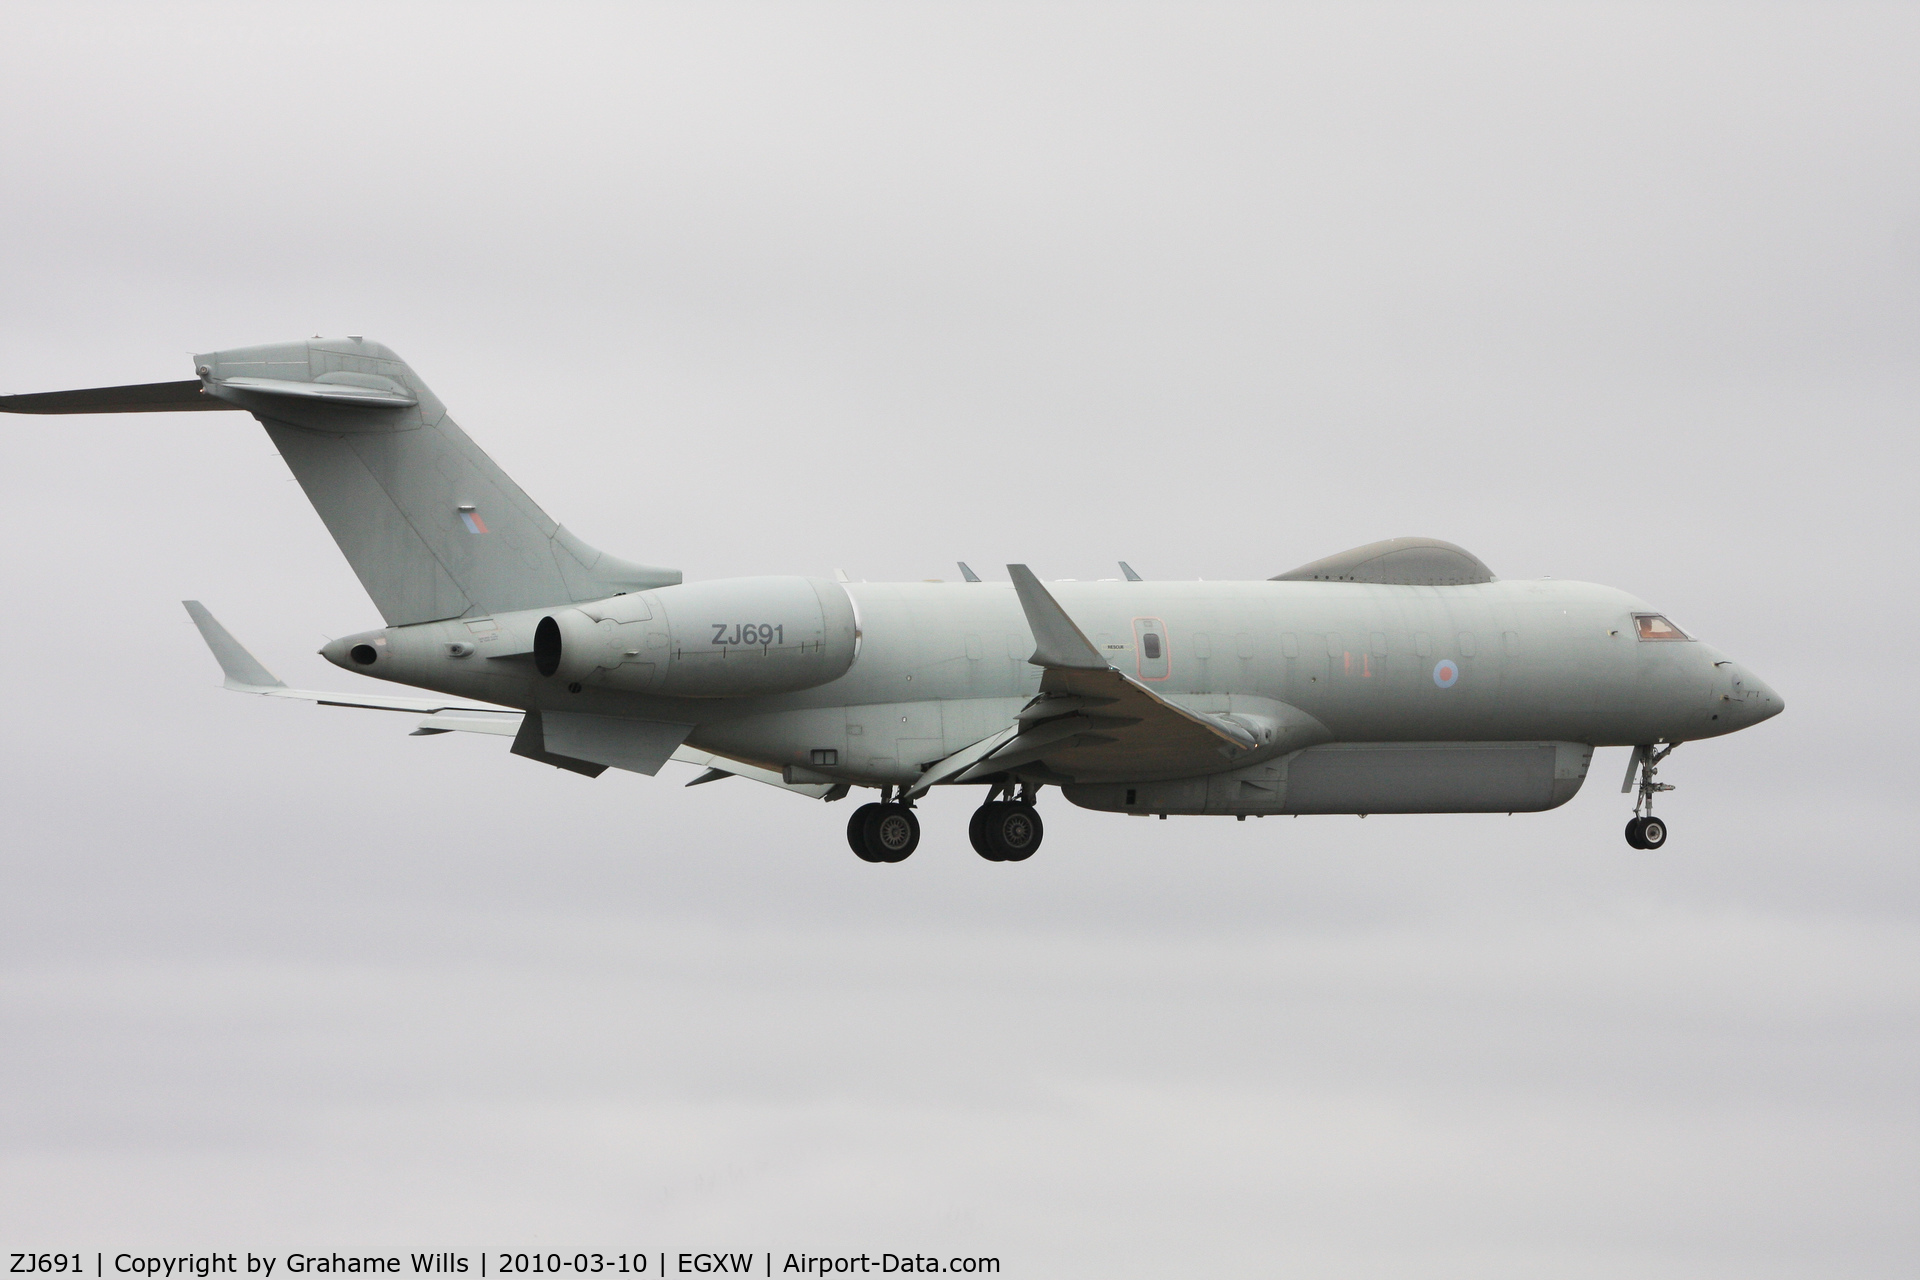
[184,600,507,714]
[947,566,1314,786]
[184,602,842,800]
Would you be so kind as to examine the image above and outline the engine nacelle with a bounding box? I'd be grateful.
[535,576,858,698]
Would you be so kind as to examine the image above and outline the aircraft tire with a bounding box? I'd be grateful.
[1638,816,1668,849]
[863,803,920,862]
[1624,817,1647,849]
[983,801,1043,862]
[848,803,888,862]
[970,803,1007,861]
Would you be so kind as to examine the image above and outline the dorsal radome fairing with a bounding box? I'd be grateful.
[1273,537,1495,586]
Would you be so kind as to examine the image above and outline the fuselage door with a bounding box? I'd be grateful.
[1134,616,1170,681]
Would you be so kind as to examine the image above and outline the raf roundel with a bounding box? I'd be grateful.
[1433,659,1460,688]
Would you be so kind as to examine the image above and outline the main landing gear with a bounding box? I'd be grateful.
[1624,744,1676,850]
[970,781,1044,862]
[844,782,1046,863]
[847,787,920,863]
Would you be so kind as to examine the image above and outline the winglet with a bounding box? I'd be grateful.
[957,561,982,583]
[1119,561,1143,582]
[1006,566,1108,670]
[182,601,287,691]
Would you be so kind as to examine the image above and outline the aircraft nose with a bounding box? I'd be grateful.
[1728,664,1785,723]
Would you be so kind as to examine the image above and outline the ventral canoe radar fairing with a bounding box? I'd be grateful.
[2,338,1783,860]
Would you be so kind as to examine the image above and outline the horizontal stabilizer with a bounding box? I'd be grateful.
[212,376,417,409]
[0,380,238,414]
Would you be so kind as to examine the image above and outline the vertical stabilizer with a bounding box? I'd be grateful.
[194,338,678,625]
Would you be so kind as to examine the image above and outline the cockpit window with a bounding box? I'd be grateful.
[1634,613,1690,641]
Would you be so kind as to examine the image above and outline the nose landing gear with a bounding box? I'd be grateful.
[970,781,1044,862]
[1623,744,1676,849]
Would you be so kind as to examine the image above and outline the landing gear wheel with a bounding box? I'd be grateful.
[1623,744,1677,852]
[970,803,1007,861]
[862,803,920,862]
[978,801,1043,862]
[848,803,888,862]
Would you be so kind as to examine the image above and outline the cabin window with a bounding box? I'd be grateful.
[1414,631,1432,658]
[1280,633,1300,658]
[1370,632,1388,657]
[1236,633,1255,659]
[1634,613,1690,641]
[1459,632,1476,657]
[1142,632,1162,660]
[1193,632,1212,659]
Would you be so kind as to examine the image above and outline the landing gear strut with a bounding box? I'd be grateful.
[970,780,1044,862]
[1624,744,1676,849]
[848,786,919,863]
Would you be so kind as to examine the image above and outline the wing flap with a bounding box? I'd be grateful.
[670,747,847,801]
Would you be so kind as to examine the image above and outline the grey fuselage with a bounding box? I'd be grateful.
[331,574,1783,793]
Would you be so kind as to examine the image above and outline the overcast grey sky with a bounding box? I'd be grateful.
[1,3,1915,1276]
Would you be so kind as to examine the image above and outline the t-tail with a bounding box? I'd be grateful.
[0,337,678,624]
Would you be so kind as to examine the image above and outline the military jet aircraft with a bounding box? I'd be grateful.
[2,337,1783,860]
